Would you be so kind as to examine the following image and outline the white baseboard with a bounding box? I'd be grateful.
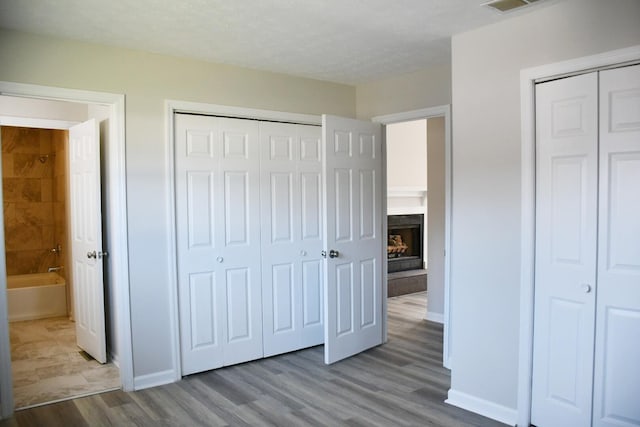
[133,369,178,391]
[109,351,119,368]
[425,311,444,324]
[446,389,517,426]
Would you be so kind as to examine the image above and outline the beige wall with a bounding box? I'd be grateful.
[0,28,356,381]
[426,117,445,319]
[450,0,640,416]
[356,63,451,119]
[386,119,427,188]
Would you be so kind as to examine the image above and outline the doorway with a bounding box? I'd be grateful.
[373,105,452,368]
[0,83,133,418]
[0,120,120,409]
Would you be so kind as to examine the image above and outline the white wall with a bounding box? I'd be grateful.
[449,0,640,420]
[386,119,427,188]
[0,95,87,122]
[426,117,445,320]
[356,63,451,119]
[0,28,356,384]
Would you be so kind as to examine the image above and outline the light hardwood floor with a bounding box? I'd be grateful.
[1,292,506,426]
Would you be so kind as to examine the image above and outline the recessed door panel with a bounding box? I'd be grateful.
[550,156,586,264]
[270,172,293,243]
[301,172,322,241]
[226,268,251,342]
[302,260,322,327]
[597,308,640,426]
[189,272,217,349]
[360,259,376,328]
[272,263,294,334]
[546,298,582,406]
[606,153,640,270]
[224,171,249,246]
[336,263,353,336]
[334,169,352,242]
[187,171,215,249]
[359,170,375,240]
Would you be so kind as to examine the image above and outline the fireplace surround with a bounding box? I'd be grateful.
[387,214,424,273]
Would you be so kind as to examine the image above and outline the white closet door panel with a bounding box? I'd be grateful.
[261,122,323,357]
[323,115,383,365]
[593,64,640,427]
[532,73,598,427]
[176,114,262,374]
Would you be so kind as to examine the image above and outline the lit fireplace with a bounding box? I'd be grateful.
[387,214,424,273]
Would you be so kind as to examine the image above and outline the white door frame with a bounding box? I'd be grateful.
[372,105,452,369]
[517,45,640,427]
[165,100,322,378]
[0,82,134,419]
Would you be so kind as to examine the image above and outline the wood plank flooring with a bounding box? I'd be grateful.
[0,292,506,426]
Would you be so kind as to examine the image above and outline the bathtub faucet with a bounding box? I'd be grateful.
[48,266,63,272]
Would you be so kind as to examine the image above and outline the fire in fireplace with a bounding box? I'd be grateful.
[387,214,424,273]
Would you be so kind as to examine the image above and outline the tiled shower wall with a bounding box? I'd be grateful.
[1,126,68,279]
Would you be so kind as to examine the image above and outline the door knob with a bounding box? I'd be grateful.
[98,251,108,259]
[87,251,97,259]
[300,250,307,257]
[581,283,592,293]
[216,256,224,263]
[329,249,339,258]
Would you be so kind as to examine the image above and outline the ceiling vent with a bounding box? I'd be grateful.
[483,0,540,13]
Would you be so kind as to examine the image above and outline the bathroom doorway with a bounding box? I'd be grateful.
[0,97,119,409]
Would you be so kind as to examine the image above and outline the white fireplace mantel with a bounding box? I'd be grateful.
[387,186,427,215]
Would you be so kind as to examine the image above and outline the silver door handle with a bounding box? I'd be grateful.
[329,249,339,259]
[87,251,108,259]
[581,283,592,293]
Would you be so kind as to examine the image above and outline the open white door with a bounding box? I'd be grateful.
[322,115,384,364]
[69,119,107,364]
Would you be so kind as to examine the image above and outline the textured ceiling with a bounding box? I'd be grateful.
[0,0,552,84]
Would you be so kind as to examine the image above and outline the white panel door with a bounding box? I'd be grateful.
[592,64,640,427]
[69,119,107,364]
[175,114,262,375]
[260,122,323,357]
[532,73,598,427]
[322,115,383,365]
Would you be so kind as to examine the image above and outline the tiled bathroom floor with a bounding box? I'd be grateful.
[9,317,120,409]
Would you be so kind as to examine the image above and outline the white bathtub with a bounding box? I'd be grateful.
[7,273,67,322]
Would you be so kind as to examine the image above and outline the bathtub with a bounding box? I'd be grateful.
[6,273,67,322]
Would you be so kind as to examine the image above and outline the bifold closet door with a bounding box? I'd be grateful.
[260,122,324,357]
[532,72,599,427]
[592,64,640,427]
[175,114,263,375]
[532,64,640,427]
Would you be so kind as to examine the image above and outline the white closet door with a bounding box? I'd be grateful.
[593,64,640,427]
[532,73,599,427]
[322,115,383,364]
[176,114,262,375]
[260,122,323,357]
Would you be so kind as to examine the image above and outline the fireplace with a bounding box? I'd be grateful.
[387,214,424,273]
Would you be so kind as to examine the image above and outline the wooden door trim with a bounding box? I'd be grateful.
[518,45,640,427]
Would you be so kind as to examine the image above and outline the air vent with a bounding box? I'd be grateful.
[483,0,540,13]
